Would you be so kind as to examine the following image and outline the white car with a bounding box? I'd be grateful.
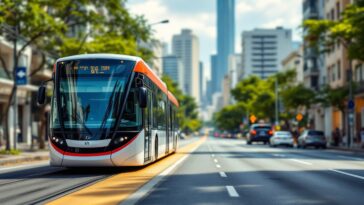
[270,131,294,147]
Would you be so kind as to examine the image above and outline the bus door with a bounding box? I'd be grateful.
[169,105,174,151]
[143,91,153,162]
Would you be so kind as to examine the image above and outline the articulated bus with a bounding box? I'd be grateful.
[38,54,179,167]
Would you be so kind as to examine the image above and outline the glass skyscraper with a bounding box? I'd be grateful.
[215,0,235,92]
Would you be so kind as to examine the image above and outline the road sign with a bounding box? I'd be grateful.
[15,66,27,85]
[250,115,257,123]
[348,100,355,110]
[296,113,303,122]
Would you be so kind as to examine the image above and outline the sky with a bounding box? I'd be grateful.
[127,0,303,78]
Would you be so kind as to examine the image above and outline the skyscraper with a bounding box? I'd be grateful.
[199,62,205,107]
[172,29,200,102]
[216,0,235,92]
[162,55,184,90]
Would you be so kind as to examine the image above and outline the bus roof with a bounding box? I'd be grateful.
[55,54,179,107]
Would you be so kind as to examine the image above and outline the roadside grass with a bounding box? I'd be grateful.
[0,149,21,155]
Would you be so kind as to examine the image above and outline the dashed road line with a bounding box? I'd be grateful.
[214,159,219,163]
[289,159,313,166]
[329,169,364,180]
[219,171,227,178]
[216,164,221,168]
[226,186,239,197]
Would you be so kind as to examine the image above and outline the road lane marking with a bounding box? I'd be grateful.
[211,154,215,157]
[329,169,364,180]
[273,154,285,157]
[121,155,189,205]
[226,186,239,197]
[214,159,219,163]
[289,159,312,166]
[219,171,227,178]
[216,164,221,168]
[47,137,207,205]
[338,155,363,161]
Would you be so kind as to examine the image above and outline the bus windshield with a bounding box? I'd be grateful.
[51,58,138,139]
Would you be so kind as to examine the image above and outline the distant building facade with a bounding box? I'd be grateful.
[242,27,293,79]
[216,0,235,93]
[281,45,304,84]
[172,29,200,102]
[162,55,184,90]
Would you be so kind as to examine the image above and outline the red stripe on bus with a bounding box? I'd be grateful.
[50,133,140,157]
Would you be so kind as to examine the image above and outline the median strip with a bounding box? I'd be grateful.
[47,137,206,205]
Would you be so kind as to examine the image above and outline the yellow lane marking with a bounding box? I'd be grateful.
[47,137,206,205]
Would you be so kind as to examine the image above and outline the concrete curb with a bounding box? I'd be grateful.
[0,154,49,166]
[328,146,364,154]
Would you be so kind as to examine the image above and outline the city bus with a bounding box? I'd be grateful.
[37,54,179,167]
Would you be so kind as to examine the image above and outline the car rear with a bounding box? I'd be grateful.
[270,131,293,147]
[304,130,327,148]
[247,124,273,144]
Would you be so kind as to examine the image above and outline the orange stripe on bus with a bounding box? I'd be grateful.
[133,60,179,107]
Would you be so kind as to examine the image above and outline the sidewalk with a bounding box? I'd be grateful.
[0,143,49,167]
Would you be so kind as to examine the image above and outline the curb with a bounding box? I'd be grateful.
[0,154,49,166]
[328,147,364,154]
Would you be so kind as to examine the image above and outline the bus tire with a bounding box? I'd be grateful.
[155,136,158,160]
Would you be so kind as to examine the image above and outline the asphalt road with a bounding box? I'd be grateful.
[1,137,364,205]
[137,137,364,205]
[0,137,198,205]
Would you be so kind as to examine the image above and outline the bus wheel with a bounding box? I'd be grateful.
[155,136,158,160]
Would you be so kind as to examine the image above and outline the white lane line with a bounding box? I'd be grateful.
[289,159,313,166]
[273,154,285,157]
[214,159,219,163]
[211,154,215,157]
[338,155,363,161]
[226,186,239,197]
[329,169,364,180]
[216,164,221,168]
[121,155,189,205]
[219,171,227,178]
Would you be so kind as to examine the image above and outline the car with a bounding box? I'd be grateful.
[298,130,327,149]
[270,131,294,147]
[247,124,273,144]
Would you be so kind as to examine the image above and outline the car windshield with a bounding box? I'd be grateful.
[308,131,324,136]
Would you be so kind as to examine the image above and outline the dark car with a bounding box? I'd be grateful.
[298,130,327,149]
[247,124,273,144]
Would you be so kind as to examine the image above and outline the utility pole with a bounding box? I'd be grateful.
[275,78,279,127]
[348,60,354,148]
[12,20,18,150]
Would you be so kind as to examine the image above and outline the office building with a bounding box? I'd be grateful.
[162,55,184,90]
[216,0,235,92]
[242,27,293,79]
[172,29,200,102]
[199,62,206,107]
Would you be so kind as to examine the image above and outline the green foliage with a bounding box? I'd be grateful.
[281,84,316,109]
[303,1,364,61]
[0,149,21,155]
[162,75,202,133]
[214,103,245,131]
[0,0,153,64]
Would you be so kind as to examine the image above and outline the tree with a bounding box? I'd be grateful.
[280,84,316,109]
[214,103,245,131]
[0,0,152,150]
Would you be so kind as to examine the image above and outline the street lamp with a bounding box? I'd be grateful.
[149,19,169,26]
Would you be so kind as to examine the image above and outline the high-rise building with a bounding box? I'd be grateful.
[210,54,218,93]
[216,0,235,92]
[242,27,293,79]
[199,62,206,108]
[303,0,326,90]
[172,29,200,102]
[162,55,184,90]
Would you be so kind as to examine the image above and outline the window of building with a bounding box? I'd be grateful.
[336,2,341,19]
[337,60,341,80]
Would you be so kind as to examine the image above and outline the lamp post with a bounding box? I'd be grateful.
[149,19,169,26]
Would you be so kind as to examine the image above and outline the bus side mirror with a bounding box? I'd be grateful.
[138,87,148,108]
[37,85,46,105]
